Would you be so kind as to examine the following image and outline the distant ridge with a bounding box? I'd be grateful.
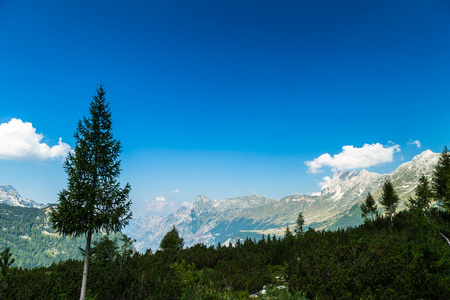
[124,150,441,252]
[0,185,45,208]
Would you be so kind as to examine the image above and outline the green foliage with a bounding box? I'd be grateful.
[379,180,400,223]
[4,207,450,299]
[294,212,305,236]
[360,192,378,221]
[50,85,132,299]
[408,174,434,212]
[0,203,128,269]
[433,146,450,211]
[0,247,15,298]
[0,247,15,277]
[160,226,184,252]
[284,226,293,239]
[50,85,132,237]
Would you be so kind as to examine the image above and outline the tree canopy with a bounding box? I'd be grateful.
[360,192,378,221]
[433,146,450,211]
[408,174,433,212]
[50,85,132,300]
[379,180,399,223]
[160,226,184,252]
[294,212,305,235]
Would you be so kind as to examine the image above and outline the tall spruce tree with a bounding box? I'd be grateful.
[50,85,132,300]
[433,146,450,211]
[160,226,184,252]
[413,174,433,211]
[380,180,399,224]
[360,192,378,221]
[294,212,305,236]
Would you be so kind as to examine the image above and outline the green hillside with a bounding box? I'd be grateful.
[0,204,124,268]
[2,209,450,299]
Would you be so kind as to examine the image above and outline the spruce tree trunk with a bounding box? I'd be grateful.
[80,229,92,300]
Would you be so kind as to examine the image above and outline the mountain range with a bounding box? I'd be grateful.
[123,150,440,252]
[0,150,441,254]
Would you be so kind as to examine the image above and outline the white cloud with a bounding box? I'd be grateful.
[0,118,71,161]
[146,196,168,212]
[311,192,321,196]
[306,143,400,173]
[408,140,421,148]
[172,189,180,193]
[318,176,332,190]
[155,196,166,202]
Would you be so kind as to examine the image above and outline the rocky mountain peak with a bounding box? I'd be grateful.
[321,169,381,198]
[280,194,315,203]
[217,195,276,211]
[193,195,213,203]
[392,151,439,180]
[192,195,217,216]
[0,185,45,208]
[1,185,17,193]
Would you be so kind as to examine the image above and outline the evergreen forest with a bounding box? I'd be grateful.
[1,208,449,299]
[0,204,127,270]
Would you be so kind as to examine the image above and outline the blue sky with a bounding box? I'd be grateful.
[1,1,450,216]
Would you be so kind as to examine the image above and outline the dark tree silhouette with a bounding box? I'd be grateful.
[160,226,184,252]
[360,192,378,221]
[409,174,433,212]
[294,212,305,235]
[380,180,399,224]
[433,146,450,211]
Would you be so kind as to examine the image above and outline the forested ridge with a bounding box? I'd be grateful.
[0,205,449,299]
[0,204,126,269]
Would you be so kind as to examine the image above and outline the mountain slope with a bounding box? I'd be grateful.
[124,150,440,252]
[0,185,45,208]
[0,203,128,268]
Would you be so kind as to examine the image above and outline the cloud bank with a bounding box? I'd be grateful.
[0,118,71,161]
[306,143,400,173]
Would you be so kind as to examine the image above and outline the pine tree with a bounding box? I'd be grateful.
[433,146,450,211]
[0,247,15,297]
[160,226,184,252]
[360,192,378,221]
[50,85,132,300]
[284,226,293,238]
[379,180,399,224]
[294,212,305,236]
[0,247,14,278]
[409,174,434,212]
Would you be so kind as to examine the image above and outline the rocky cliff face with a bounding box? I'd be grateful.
[124,150,440,252]
[0,185,45,208]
